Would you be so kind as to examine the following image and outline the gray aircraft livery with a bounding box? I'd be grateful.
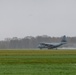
[38,35,67,49]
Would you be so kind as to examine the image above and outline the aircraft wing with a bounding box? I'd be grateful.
[40,43,54,47]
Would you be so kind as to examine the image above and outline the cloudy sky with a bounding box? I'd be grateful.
[0,0,76,40]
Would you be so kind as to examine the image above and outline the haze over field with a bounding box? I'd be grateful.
[0,0,76,40]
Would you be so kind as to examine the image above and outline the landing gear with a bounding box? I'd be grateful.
[56,48,57,50]
[48,48,51,49]
[39,47,42,49]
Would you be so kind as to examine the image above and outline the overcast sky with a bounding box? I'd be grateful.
[0,0,76,40]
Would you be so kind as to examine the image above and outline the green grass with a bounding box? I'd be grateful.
[0,64,76,75]
[0,49,76,75]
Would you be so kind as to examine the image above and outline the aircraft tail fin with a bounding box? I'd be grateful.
[61,35,67,43]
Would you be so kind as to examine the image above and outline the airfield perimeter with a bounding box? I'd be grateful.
[0,49,76,75]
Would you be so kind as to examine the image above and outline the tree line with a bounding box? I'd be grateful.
[0,35,76,49]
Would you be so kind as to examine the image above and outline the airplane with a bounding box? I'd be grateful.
[38,35,67,49]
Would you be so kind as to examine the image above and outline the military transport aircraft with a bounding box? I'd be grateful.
[38,35,67,49]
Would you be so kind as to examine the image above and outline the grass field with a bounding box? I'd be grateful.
[0,49,76,75]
